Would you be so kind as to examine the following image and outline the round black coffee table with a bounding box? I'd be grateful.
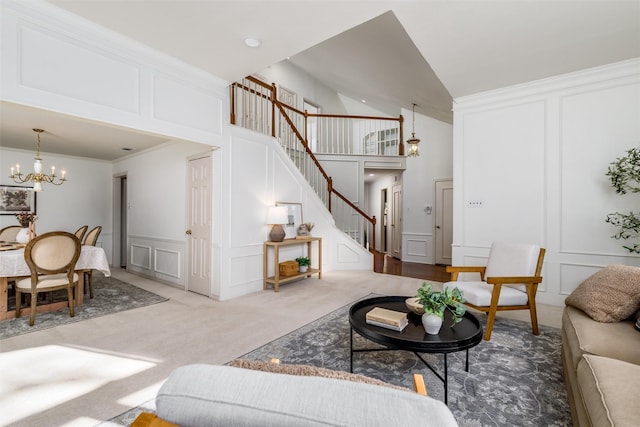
[349,296,483,404]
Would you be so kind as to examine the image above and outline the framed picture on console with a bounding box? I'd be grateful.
[0,185,36,215]
[276,201,302,240]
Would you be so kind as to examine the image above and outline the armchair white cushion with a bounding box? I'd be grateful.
[445,242,545,340]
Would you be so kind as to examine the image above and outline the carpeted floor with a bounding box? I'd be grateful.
[0,273,168,340]
[105,296,570,427]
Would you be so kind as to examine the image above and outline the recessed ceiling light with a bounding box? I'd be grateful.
[361,99,367,103]
[244,36,261,48]
[121,147,133,151]
[369,173,375,177]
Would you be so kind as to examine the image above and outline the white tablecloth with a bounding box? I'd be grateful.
[0,245,111,278]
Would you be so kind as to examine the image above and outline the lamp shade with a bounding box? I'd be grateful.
[266,206,288,224]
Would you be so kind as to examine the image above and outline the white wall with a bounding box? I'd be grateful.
[1,0,371,301]
[453,58,640,306]
[111,141,211,285]
[263,61,455,264]
[400,110,453,264]
[0,0,225,147]
[257,61,349,114]
[1,147,113,258]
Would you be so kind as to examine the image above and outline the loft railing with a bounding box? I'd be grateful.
[231,76,398,253]
[310,114,403,156]
[230,77,404,156]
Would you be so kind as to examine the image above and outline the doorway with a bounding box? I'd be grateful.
[380,188,388,253]
[391,184,402,259]
[186,153,213,296]
[434,179,453,265]
[112,174,128,269]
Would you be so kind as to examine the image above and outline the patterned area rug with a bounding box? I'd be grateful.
[105,296,571,427]
[0,273,168,339]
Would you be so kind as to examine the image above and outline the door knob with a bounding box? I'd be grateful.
[185,229,192,235]
[436,225,441,229]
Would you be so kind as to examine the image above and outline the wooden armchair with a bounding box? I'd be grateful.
[74,225,88,242]
[15,231,81,326]
[82,226,102,298]
[445,241,545,341]
[0,225,21,242]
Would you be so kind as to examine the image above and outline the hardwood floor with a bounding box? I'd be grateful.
[373,251,450,282]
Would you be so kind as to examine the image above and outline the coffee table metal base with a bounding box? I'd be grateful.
[349,328,471,405]
[348,296,483,406]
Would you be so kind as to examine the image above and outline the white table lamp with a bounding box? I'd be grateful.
[266,206,288,242]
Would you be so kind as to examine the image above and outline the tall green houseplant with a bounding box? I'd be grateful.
[606,146,640,254]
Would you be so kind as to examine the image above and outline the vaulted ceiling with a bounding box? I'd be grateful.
[2,1,639,160]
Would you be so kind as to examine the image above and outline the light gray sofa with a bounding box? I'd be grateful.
[561,264,640,427]
[152,364,459,427]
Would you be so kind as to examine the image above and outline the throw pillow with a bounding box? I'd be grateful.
[230,359,410,392]
[565,264,640,322]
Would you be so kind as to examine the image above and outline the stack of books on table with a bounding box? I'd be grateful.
[365,307,408,331]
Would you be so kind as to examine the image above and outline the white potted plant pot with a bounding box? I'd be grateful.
[421,313,443,335]
[299,265,308,273]
[16,227,30,244]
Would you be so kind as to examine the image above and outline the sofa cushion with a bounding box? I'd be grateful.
[156,364,459,427]
[562,306,640,368]
[565,264,640,322]
[577,355,640,427]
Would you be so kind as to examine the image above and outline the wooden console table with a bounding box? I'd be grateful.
[263,237,322,292]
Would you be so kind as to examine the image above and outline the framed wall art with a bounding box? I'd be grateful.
[276,201,302,240]
[0,185,36,215]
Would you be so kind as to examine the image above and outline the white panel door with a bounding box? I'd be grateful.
[435,179,453,265]
[391,184,402,258]
[187,155,212,296]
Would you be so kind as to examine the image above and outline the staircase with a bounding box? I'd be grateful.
[230,76,406,253]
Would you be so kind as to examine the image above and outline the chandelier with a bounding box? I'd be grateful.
[9,129,66,192]
[406,103,420,157]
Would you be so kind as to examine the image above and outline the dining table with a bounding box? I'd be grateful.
[0,244,111,320]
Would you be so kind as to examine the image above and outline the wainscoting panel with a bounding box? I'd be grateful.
[128,236,185,287]
[130,244,152,270]
[337,242,361,264]
[154,248,181,278]
[559,263,604,296]
[19,25,140,113]
[559,81,640,256]
[153,74,222,134]
[403,233,431,264]
[230,253,263,288]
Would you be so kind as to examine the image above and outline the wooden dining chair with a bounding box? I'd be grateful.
[444,241,545,341]
[74,225,88,242]
[15,231,81,326]
[0,225,22,242]
[82,226,102,298]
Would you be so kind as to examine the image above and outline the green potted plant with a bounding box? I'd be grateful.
[605,146,640,254]
[415,283,466,334]
[295,256,311,273]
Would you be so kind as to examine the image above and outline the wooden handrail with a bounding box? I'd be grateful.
[274,102,331,183]
[332,188,373,222]
[231,75,382,257]
[245,75,273,90]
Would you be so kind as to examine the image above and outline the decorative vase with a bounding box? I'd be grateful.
[299,265,308,273]
[421,313,443,335]
[16,227,30,244]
